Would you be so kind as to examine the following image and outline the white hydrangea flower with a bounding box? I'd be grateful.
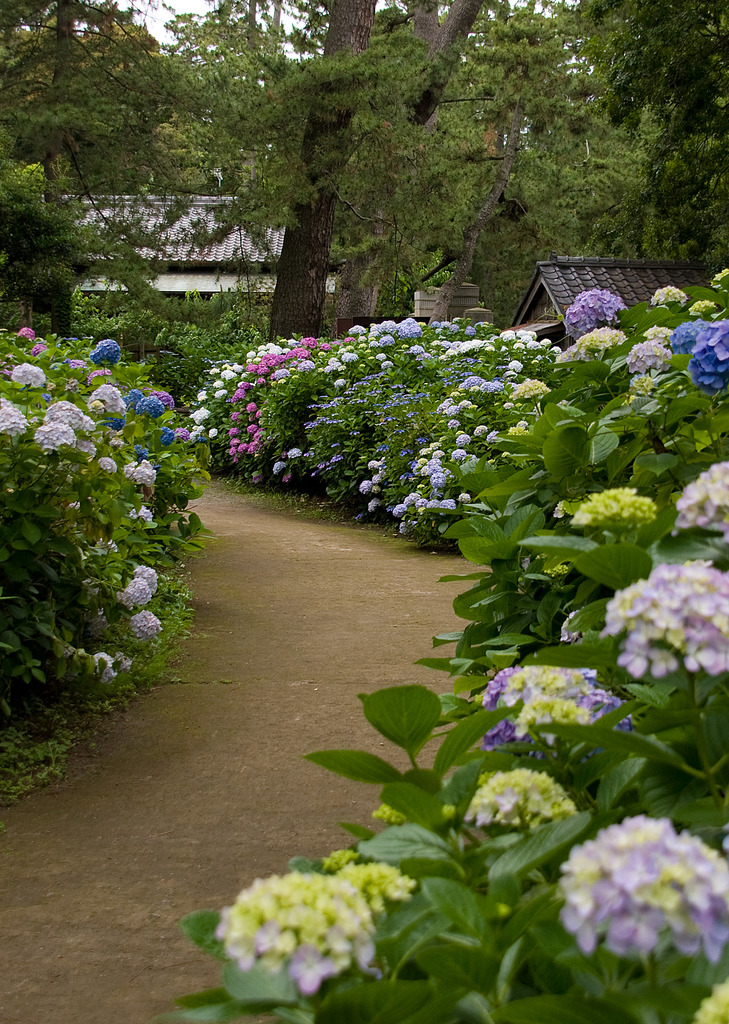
[98,457,117,473]
[45,401,95,432]
[124,460,157,487]
[190,407,210,425]
[88,385,125,415]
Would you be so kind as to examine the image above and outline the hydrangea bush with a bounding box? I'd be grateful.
[163,275,729,1024]
[0,329,208,715]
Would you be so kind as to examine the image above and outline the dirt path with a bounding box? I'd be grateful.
[0,482,467,1024]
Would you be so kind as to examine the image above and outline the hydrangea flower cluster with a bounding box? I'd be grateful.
[130,609,162,640]
[11,362,46,387]
[688,321,729,394]
[16,327,35,340]
[34,420,76,452]
[692,980,729,1024]
[88,384,126,415]
[216,868,412,996]
[626,339,672,374]
[136,396,165,419]
[651,286,689,306]
[466,769,576,829]
[124,460,157,487]
[564,289,627,340]
[689,300,718,316]
[603,561,729,677]
[336,862,416,914]
[676,462,729,539]
[572,488,657,530]
[481,665,626,748]
[117,565,158,609]
[511,379,551,402]
[89,339,121,365]
[670,319,709,355]
[0,397,28,436]
[560,815,729,961]
[573,327,627,360]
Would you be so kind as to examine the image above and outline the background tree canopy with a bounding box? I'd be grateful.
[0,0,722,334]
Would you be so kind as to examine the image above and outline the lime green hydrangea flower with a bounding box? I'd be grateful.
[516,693,590,741]
[692,980,729,1024]
[572,488,657,530]
[507,423,530,435]
[574,327,627,360]
[651,286,688,306]
[689,299,718,315]
[511,378,551,402]
[628,374,655,400]
[217,872,375,994]
[372,802,407,826]
[466,768,576,829]
[544,561,570,578]
[337,862,415,914]
[711,268,729,288]
[322,848,359,872]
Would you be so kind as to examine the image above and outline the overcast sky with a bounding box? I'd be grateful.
[140,0,216,42]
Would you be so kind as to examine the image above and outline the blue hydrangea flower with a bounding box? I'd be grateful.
[671,319,711,355]
[136,396,165,418]
[297,360,316,371]
[89,338,122,365]
[272,368,290,381]
[341,351,358,363]
[134,444,150,462]
[159,427,176,446]
[396,317,423,339]
[102,416,125,430]
[564,289,627,340]
[124,389,144,410]
[689,321,729,394]
[272,460,286,474]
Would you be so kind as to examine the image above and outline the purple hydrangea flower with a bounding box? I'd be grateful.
[564,289,627,340]
[561,815,729,962]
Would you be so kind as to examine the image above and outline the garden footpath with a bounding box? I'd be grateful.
[0,480,465,1024]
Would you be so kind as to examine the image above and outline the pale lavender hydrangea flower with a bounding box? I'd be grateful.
[0,398,28,437]
[603,561,729,677]
[676,462,729,540]
[133,565,158,595]
[626,340,672,374]
[130,610,162,640]
[88,384,125,415]
[117,577,153,609]
[34,421,76,451]
[45,400,95,432]
[98,457,117,473]
[93,652,117,684]
[11,362,46,387]
[560,815,729,961]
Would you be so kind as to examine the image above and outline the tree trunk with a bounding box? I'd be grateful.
[331,0,486,318]
[335,249,381,317]
[43,0,75,182]
[430,101,523,322]
[268,0,377,340]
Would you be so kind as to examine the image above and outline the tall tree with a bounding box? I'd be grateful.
[590,0,729,267]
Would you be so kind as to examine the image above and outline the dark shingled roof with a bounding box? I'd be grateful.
[86,197,285,265]
[512,255,708,327]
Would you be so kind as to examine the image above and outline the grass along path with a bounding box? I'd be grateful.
[0,479,466,1024]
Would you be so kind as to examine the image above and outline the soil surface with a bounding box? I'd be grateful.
[0,481,467,1024]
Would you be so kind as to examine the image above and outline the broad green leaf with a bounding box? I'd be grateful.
[421,877,491,940]
[573,544,652,590]
[433,708,511,775]
[459,535,517,564]
[589,431,619,464]
[222,961,297,1006]
[305,750,401,784]
[180,911,225,960]
[380,782,449,830]
[361,685,442,757]
[20,519,42,545]
[543,724,684,766]
[358,823,453,866]
[526,643,617,669]
[542,426,590,477]
[489,813,592,881]
[338,821,375,840]
[492,994,639,1024]
[596,758,647,811]
[152,991,248,1022]
[415,945,498,993]
[634,452,678,476]
[519,534,597,557]
[316,981,451,1024]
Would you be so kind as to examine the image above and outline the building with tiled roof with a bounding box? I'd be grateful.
[512,254,708,331]
[81,197,286,295]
